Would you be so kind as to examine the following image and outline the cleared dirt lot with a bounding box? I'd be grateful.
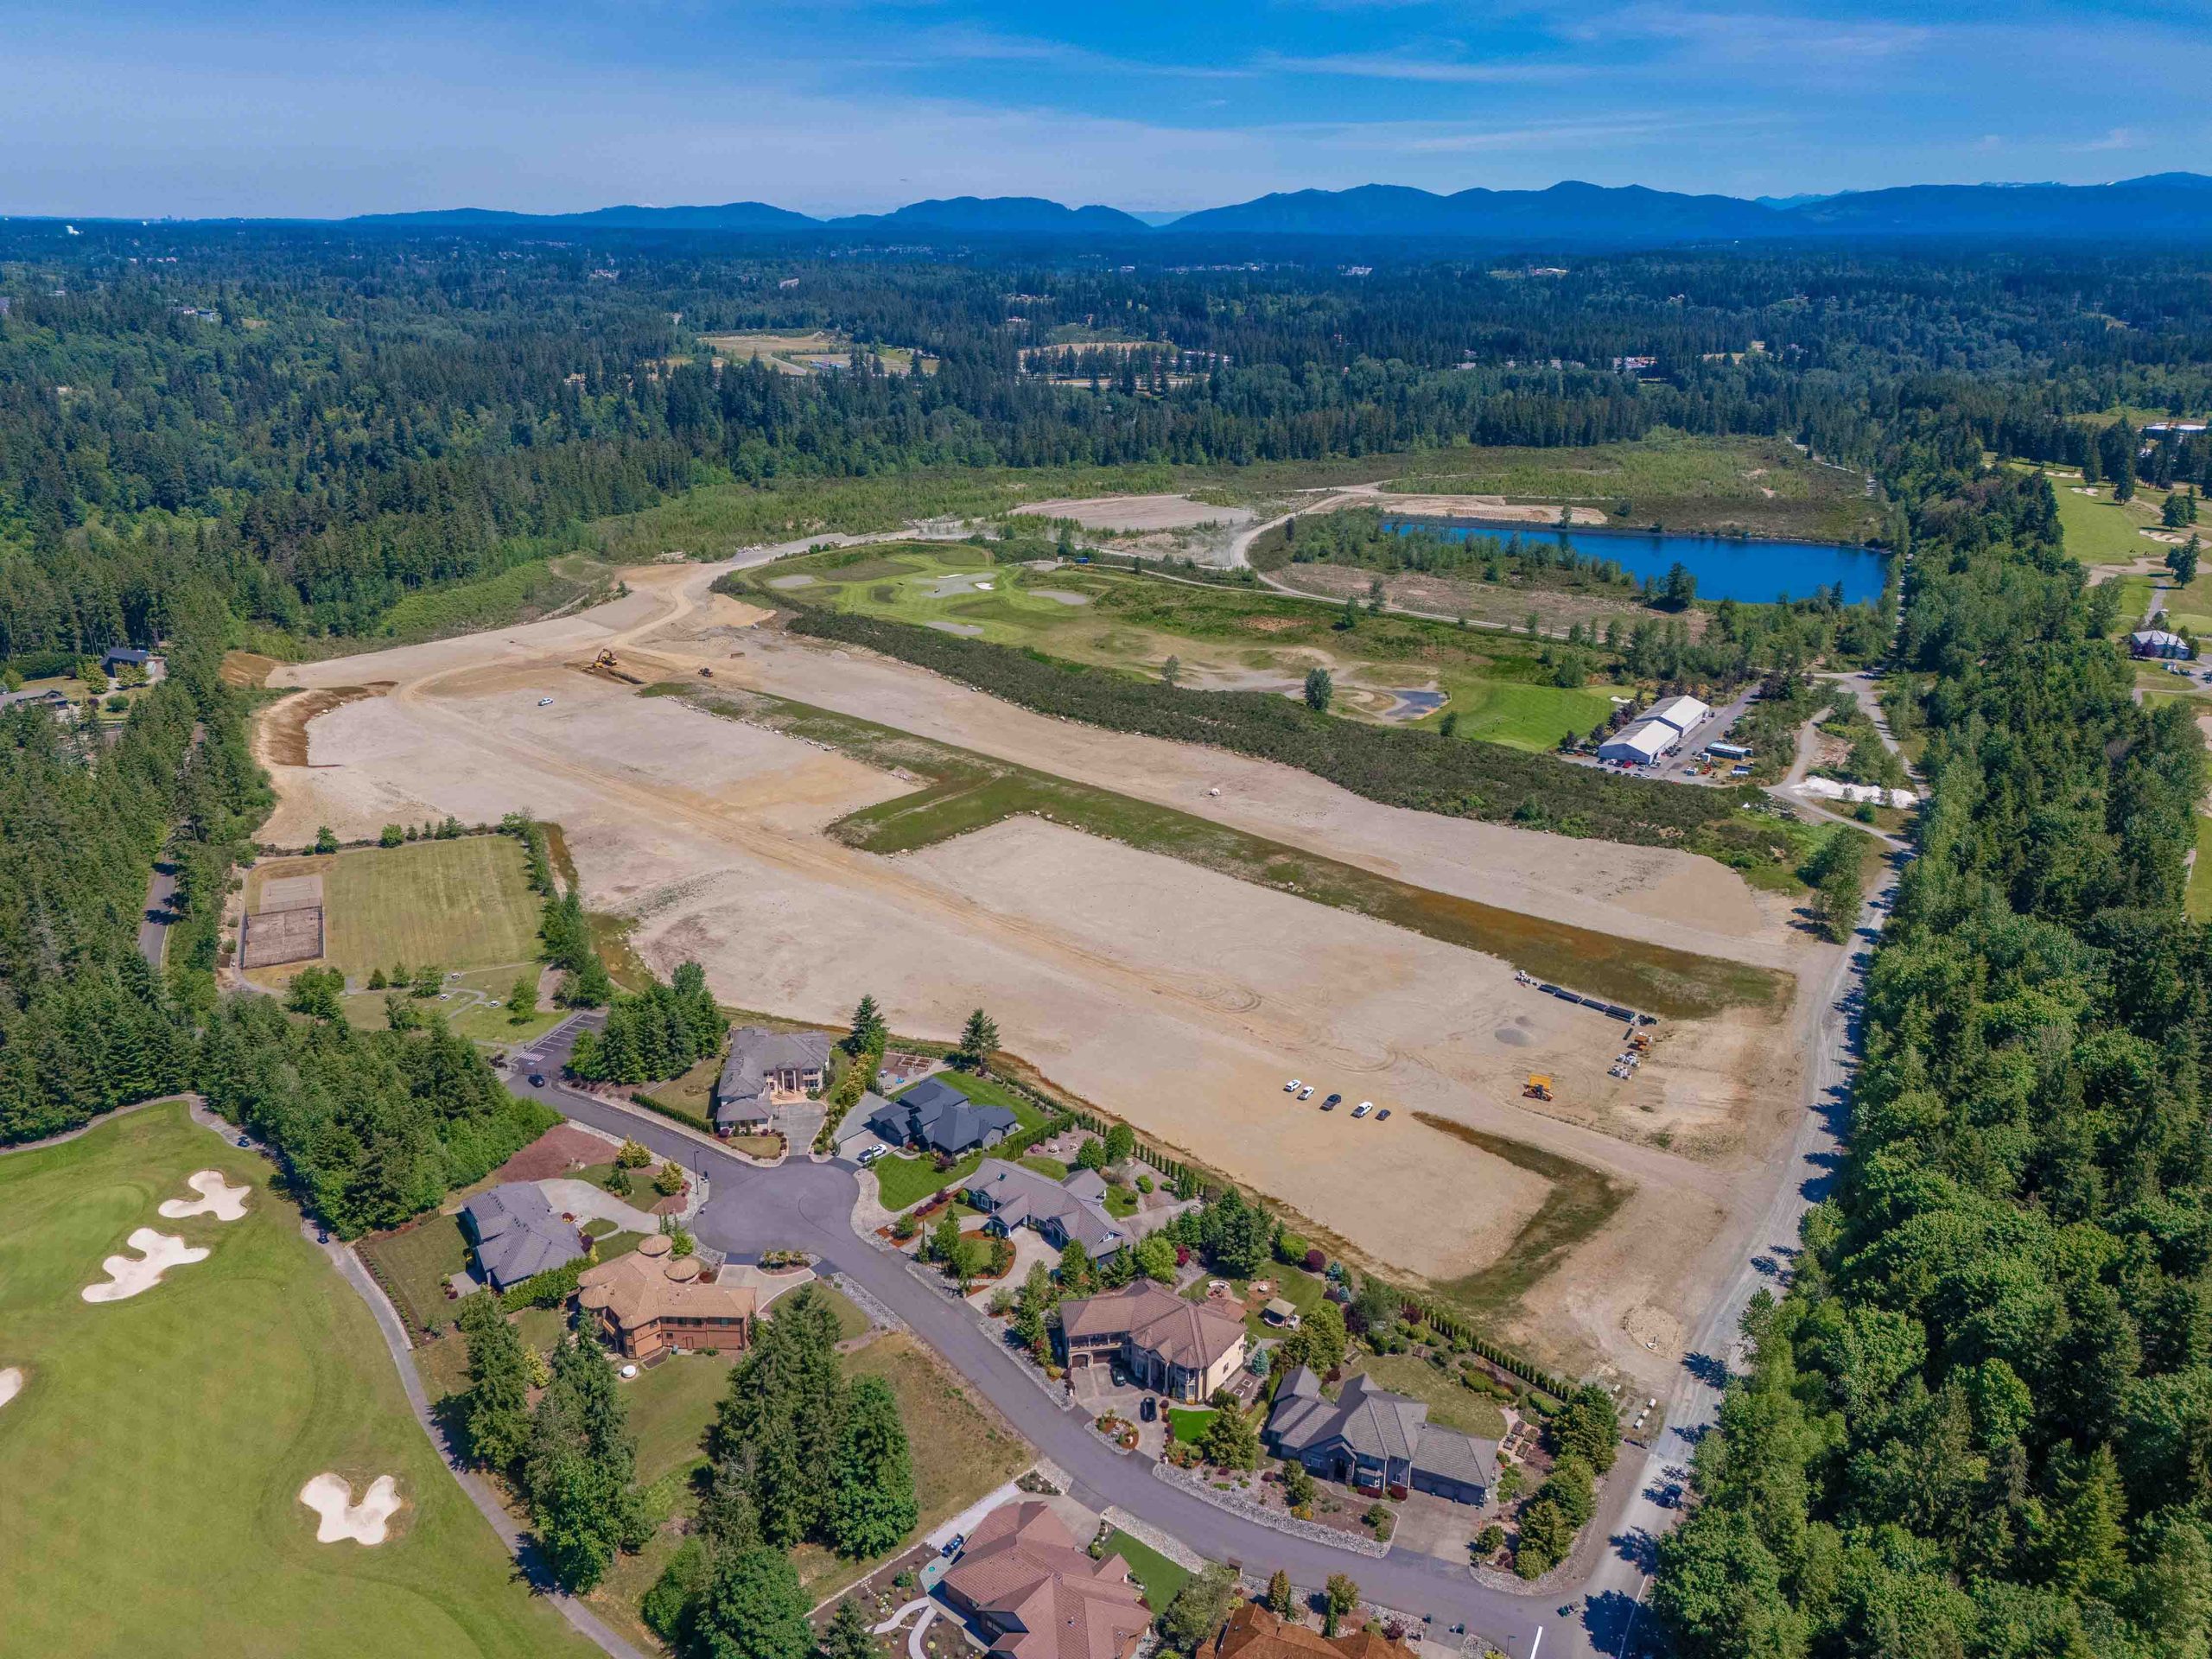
[1012,494,1255,531]
[259,561,1823,1382]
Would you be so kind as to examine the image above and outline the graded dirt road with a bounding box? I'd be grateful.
[257,559,1827,1383]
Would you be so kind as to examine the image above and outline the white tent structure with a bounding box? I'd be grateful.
[1597,719,1674,766]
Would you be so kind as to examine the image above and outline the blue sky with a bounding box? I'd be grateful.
[6,0,2210,219]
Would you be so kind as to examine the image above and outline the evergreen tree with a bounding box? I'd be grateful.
[958,1007,999,1072]
[691,1546,815,1659]
[456,1291,533,1471]
[824,1375,918,1557]
[844,993,887,1055]
[1265,1568,1295,1618]
[821,1598,877,1659]
[1303,666,1333,711]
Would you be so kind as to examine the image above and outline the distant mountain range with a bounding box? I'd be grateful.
[174,172,2212,246]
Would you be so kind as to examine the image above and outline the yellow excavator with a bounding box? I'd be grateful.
[1522,1074,1554,1102]
[591,649,620,671]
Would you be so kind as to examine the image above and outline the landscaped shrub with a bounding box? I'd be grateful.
[1304,1248,1326,1273]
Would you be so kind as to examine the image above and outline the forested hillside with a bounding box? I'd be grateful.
[1654,445,2212,1655]
[4,229,2212,658]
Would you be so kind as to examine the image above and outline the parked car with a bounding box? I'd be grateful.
[941,1534,964,1558]
[1140,1396,1157,1422]
[537,697,554,707]
[1375,1109,1391,1122]
[1321,1094,1341,1110]
[1297,1085,1314,1100]
[1352,1102,1372,1118]
[528,1073,546,1088]
[1283,1078,1301,1092]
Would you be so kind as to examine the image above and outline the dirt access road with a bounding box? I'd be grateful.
[256,555,1827,1386]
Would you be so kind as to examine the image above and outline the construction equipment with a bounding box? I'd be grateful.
[698,665,715,678]
[592,649,619,670]
[1522,1074,1554,1102]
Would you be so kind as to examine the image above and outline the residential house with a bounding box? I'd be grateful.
[100,645,166,681]
[0,687,70,719]
[938,1501,1152,1659]
[1058,1281,1246,1402]
[966,1158,1128,1259]
[1211,1602,1414,1659]
[1263,1367,1497,1505]
[2131,627,2195,661]
[459,1183,586,1292]
[715,1026,831,1134]
[865,1075,1018,1157]
[575,1234,754,1359]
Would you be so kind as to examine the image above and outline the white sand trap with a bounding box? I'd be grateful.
[925,620,985,637]
[1030,589,1094,606]
[766,573,817,589]
[299,1472,404,1545]
[80,1228,211,1302]
[0,1367,22,1409]
[158,1169,251,1222]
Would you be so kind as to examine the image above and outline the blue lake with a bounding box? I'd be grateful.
[1383,518,1889,606]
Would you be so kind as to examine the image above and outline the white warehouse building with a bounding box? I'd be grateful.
[1598,719,1675,766]
[1596,694,1714,766]
[1643,694,1713,736]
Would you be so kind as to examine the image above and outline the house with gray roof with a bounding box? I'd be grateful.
[459,1182,587,1292]
[1263,1367,1497,1504]
[967,1159,1128,1258]
[715,1026,832,1133]
[865,1075,1018,1157]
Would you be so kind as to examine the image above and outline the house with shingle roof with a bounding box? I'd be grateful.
[1058,1281,1247,1402]
[1263,1367,1497,1504]
[715,1026,832,1133]
[1211,1603,1414,1659]
[575,1233,754,1358]
[459,1183,586,1292]
[938,1501,1151,1659]
[966,1159,1129,1258]
[866,1074,1018,1157]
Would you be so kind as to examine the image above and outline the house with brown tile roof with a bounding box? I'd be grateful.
[1058,1281,1247,1402]
[575,1234,755,1359]
[938,1501,1152,1659]
[1211,1602,1414,1659]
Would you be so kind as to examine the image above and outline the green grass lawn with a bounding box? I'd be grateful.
[1184,1262,1332,1342]
[359,1212,470,1337]
[1020,1153,1071,1180]
[2190,816,2212,923]
[2046,475,2171,564]
[1166,1406,1217,1445]
[245,835,544,982]
[0,1102,591,1656]
[868,1071,1051,1212]
[626,1351,738,1487]
[1103,1529,1192,1610]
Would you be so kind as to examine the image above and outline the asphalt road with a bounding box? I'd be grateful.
[137,859,179,969]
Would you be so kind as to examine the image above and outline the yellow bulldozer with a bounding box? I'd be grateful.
[1522,1074,1554,1102]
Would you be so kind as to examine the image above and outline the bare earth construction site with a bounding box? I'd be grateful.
[250,558,1832,1385]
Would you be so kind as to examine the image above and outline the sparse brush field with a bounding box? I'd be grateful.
[245,836,543,984]
[0,1103,590,1657]
[672,683,1786,1020]
[736,540,1629,751]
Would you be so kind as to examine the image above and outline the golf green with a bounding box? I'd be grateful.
[0,1101,591,1656]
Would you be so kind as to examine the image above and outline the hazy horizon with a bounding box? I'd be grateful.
[6,0,2209,220]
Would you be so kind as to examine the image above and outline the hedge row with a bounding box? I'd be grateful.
[787,609,1752,846]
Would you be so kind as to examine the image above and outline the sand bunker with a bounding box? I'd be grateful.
[158,1169,251,1222]
[766,572,817,589]
[1030,589,1094,607]
[0,1367,22,1409]
[82,1229,211,1302]
[299,1472,404,1545]
[925,620,985,637]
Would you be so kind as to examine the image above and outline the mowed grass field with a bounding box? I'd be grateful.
[747,543,1627,752]
[0,1102,590,1657]
[246,836,543,982]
